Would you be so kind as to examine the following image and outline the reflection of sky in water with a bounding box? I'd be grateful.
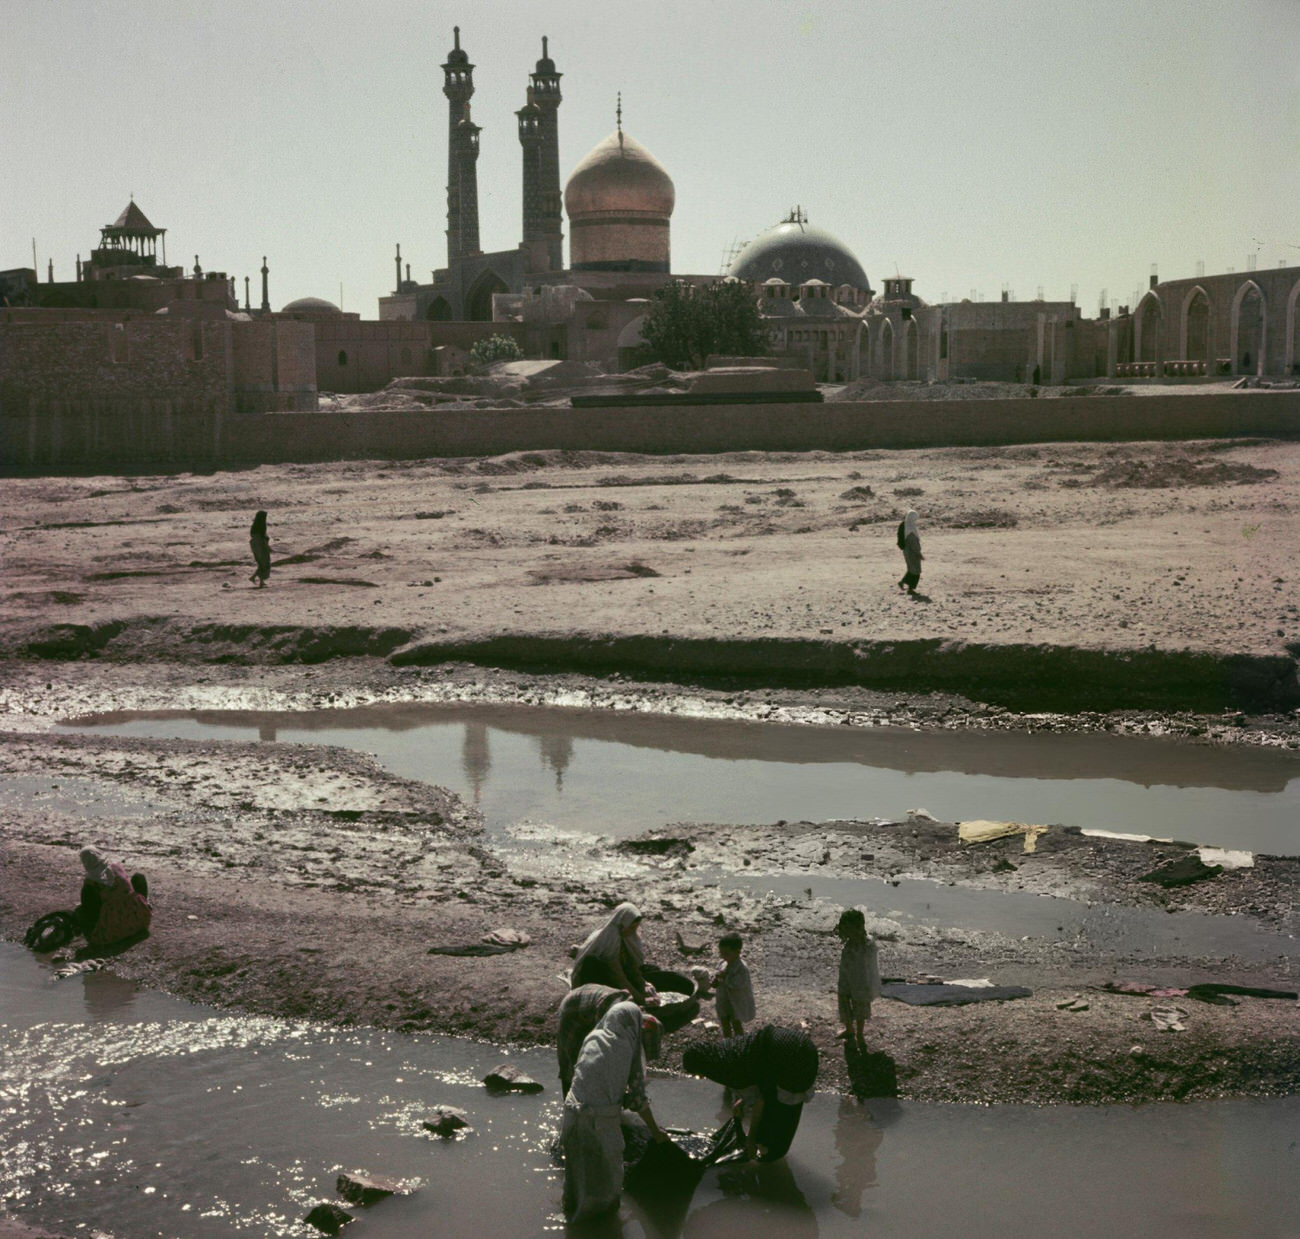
[2,946,1298,1239]
[61,713,1300,853]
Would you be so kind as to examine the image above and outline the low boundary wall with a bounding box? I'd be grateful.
[3,391,1299,470]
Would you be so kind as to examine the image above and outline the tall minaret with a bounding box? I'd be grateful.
[529,36,563,271]
[454,105,482,256]
[260,256,269,313]
[517,87,543,248]
[442,26,476,265]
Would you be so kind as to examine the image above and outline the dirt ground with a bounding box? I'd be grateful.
[2,434,1299,1114]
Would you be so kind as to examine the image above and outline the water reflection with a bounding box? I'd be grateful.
[540,731,576,791]
[81,970,138,1019]
[683,1161,818,1239]
[462,720,491,805]
[831,1096,882,1219]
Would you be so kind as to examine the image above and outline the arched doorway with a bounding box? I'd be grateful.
[1230,281,1266,375]
[904,318,918,379]
[1135,293,1163,364]
[877,319,894,380]
[425,297,452,322]
[1182,286,1211,367]
[465,270,509,322]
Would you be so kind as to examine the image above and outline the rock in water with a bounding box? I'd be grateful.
[483,1064,544,1094]
[304,1202,354,1234]
[336,1172,414,1206]
[423,1105,472,1137]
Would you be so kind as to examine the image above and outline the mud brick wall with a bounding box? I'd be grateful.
[212,391,1300,465]
[4,391,1298,471]
[0,319,230,404]
[230,320,317,412]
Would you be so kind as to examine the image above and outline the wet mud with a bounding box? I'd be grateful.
[2,663,1298,1111]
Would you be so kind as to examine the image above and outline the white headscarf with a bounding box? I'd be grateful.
[574,902,645,972]
[80,847,115,887]
[568,1000,646,1110]
[903,510,919,538]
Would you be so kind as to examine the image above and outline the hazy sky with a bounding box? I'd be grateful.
[5,0,1298,316]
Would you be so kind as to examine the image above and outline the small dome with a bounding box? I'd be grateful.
[732,216,869,292]
[565,131,675,219]
[281,296,341,314]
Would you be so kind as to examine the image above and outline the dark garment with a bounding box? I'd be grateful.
[76,867,151,949]
[680,1025,818,1159]
[250,532,271,582]
[900,532,922,591]
[571,940,645,993]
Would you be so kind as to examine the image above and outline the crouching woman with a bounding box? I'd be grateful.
[76,847,151,952]
[561,1000,668,1221]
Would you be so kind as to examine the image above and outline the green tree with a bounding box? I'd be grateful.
[469,333,524,367]
[640,280,766,370]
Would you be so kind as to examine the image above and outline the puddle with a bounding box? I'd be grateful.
[0,774,168,818]
[1,945,1297,1239]
[56,703,1300,854]
[713,870,1296,963]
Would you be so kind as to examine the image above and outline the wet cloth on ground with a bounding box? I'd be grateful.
[958,820,1048,853]
[880,981,1031,1006]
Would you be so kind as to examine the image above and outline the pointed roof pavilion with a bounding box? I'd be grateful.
[97,198,166,266]
[108,200,162,235]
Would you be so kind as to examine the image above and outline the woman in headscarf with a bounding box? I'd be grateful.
[561,1000,669,1221]
[75,847,151,951]
[570,903,650,1000]
[897,509,923,595]
[556,984,631,1095]
[249,510,271,588]
[681,1024,818,1162]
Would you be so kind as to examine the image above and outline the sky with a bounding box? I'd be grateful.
[4,0,1298,317]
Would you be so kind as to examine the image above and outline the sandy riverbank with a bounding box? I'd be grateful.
[1,437,1298,1109]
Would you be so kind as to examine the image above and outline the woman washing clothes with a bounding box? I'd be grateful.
[557,984,665,1096]
[560,1000,669,1221]
[75,847,151,951]
[570,903,657,1004]
[681,1024,819,1162]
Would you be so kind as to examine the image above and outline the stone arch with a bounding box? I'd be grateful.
[425,297,452,322]
[1180,284,1212,366]
[903,317,919,380]
[877,318,895,380]
[1135,291,1163,364]
[465,270,509,322]
[1286,278,1300,376]
[1229,280,1267,376]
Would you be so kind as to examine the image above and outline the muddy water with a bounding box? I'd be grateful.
[59,702,1300,853]
[2,946,1297,1239]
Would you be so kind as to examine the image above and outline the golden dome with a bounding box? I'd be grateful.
[564,131,675,220]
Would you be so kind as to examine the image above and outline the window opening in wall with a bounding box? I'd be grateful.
[192,323,204,361]
[338,350,348,366]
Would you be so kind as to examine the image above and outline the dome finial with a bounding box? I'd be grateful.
[542,35,548,58]
[454,25,460,49]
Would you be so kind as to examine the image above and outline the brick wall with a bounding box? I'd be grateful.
[7,391,1296,471]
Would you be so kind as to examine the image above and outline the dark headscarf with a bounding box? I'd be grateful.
[681,1025,818,1101]
[250,511,268,536]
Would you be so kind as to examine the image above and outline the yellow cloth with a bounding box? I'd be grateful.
[957,820,1048,853]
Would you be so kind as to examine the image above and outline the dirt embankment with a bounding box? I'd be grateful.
[2,439,1299,715]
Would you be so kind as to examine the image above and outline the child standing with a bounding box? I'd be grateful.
[836,908,880,1048]
[713,931,756,1038]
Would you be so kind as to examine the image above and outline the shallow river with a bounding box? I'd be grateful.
[58,702,1300,854]
[3,945,1297,1239]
